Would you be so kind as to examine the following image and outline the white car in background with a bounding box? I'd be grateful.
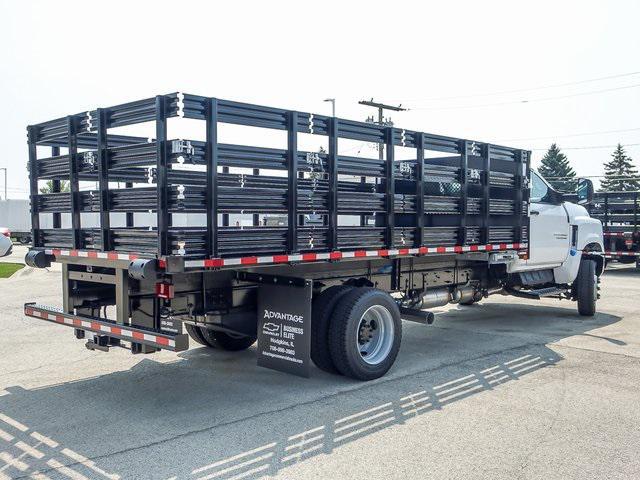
[0,228,13,257]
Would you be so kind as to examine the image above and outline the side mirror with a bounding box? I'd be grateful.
[576,178,594,205]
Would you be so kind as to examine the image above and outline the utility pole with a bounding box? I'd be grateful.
[357,99,406,226]
[359,99,406,160]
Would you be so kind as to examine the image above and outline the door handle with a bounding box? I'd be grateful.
[530,210,540,215]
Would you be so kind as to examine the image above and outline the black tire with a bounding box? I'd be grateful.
[186,324,256,351]
[200,329,257,351]
[311,285,354,374]
[328,288,402,381]
[576,259,597,317]
[185,323,208,346]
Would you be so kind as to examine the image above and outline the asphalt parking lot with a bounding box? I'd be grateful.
[0,246,639,480]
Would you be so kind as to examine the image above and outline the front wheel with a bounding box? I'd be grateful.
[575,259,598,316]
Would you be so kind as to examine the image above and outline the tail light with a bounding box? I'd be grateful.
[155,282,174,299]
[1,230,10,238]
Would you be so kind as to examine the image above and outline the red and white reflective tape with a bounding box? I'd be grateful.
[24,305,177,348]
[604,250,640,258]
[603,232,633,238]
[41,243,528,270]
[44,249,141,262]
[183,242,528,269]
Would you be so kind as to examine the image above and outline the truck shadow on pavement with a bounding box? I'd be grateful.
[0,303,622,480]
[603,265,640,276]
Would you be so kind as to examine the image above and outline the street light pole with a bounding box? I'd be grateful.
[323,98,336,117]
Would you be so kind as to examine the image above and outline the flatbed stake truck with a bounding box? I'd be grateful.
[24,93,604,380]
[588,190,640,267]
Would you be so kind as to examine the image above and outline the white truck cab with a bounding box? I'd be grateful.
[505,171,604,315]
[516,171,603,270]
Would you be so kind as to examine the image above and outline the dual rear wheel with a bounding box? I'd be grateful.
[312,286,402,381]
[185,286,402,381]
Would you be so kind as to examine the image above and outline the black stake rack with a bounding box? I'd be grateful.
[589,191,639,235]
[27,92,530,262]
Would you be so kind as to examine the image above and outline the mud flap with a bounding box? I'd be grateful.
[256,278,312,378]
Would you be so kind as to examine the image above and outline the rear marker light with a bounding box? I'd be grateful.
[155,283,174,299]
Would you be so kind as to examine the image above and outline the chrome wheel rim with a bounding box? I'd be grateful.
[356,305,394,365]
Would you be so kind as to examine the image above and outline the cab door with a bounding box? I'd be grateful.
[526,172,571,267]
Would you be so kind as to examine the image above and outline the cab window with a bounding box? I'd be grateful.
[531,172,549,202]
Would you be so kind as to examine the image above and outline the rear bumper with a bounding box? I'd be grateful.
[24,303,188,352]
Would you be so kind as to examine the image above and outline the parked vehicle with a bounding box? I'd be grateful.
[587,191,639,267]
[0,199,34,244]
[0,232,12,256]
[23,93,604,380]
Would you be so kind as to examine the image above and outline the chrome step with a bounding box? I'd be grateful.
[511,286,567,299]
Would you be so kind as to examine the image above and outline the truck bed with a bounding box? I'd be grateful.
[27,93,530,269]
[589,191,639,259]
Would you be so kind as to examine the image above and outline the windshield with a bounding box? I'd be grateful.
[530,171,550,202]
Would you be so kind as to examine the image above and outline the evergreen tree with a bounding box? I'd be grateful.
[538,143,576,192]
[39,180,70,194]
[599,144,640,191]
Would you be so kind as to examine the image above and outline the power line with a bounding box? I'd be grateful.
[497,127,640,142]
[341,142,368,154]
[408,83,640,111]
[396,70,640,102]
[531,142,640,151]
[546,175,640,180]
